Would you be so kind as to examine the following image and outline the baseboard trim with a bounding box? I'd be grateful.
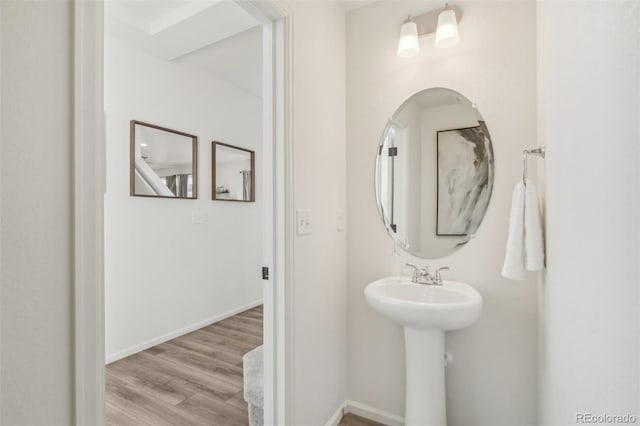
[343,400,404,426]
[106,299,263,364]
[325,401,346,426]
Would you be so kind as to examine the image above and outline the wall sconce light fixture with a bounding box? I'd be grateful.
[435,8,460,48]
[397,4,463,58]
[397,16,420,58]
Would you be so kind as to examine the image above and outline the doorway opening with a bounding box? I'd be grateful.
[103,2,267,424]
[73,1,291,424]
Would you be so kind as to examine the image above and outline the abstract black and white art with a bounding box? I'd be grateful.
[437,122,494,236]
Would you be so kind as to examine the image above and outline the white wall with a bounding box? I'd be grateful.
[105,35,263,360]
[346,2,538,424]
[284,2,348,424]
[0,1,74,423]
[537,2,640,424]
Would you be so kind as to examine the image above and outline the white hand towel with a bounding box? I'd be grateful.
[502,181,526,281]
[524,180,545,271]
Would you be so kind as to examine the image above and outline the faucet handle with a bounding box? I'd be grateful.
[405,263,420,282]
[406,263,431,283]
[433,266,450,285]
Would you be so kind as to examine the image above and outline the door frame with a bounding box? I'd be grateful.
[72,1,294,424]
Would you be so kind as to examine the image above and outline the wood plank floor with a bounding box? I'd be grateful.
[106,305,263,426]
[338,413,386,426]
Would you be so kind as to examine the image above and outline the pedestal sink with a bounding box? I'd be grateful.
[364,277,482,426]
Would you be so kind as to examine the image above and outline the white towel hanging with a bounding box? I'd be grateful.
[502,181,527,280]
[502,179,545,280]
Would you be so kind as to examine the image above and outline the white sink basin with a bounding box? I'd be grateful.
[364,276,483,426]
[365,277,482,330]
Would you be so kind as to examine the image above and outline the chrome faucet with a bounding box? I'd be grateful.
[406,263,450,286]
[405,263,433,284]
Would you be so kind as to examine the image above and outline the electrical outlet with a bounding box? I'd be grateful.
[296,209,312,235]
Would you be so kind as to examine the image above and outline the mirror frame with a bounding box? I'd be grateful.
[211,141,256,202]
[129,120,198,200]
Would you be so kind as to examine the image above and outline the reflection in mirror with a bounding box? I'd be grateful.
[375,88,494,259]
[130,120,198,199]
[212,142,255,202]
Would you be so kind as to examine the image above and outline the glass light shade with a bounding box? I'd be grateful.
[435,9,460,48]
[397,21,420,58]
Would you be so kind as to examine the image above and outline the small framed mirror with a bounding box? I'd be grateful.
[130,120,198,199]
[212,142,255,202]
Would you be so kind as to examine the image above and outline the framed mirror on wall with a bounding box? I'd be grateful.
[375,88,495,259]
[212,141,255,202]
[130,120,198,199]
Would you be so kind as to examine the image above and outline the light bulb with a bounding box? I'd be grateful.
[435,9,459,48]
[397,18,420,58]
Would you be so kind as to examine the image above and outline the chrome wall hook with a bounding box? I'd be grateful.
[522,146,546,185]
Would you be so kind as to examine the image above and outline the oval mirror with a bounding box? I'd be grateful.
[375,88,494,259]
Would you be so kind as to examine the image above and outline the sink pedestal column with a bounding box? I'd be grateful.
[403,327,446,426]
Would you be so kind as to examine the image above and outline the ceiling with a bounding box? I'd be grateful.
[180,26,262,97]
[414,90,464,109]
[216,144,252,164]
[135,124,193,168]
[106,0,262,97]
[340,1,379,12]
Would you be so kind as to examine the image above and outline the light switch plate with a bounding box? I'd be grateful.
[337,209,345,232]
[296,208,311,235]
[192,212,207,225]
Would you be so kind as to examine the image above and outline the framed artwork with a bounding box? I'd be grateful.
[437,123,494,236]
